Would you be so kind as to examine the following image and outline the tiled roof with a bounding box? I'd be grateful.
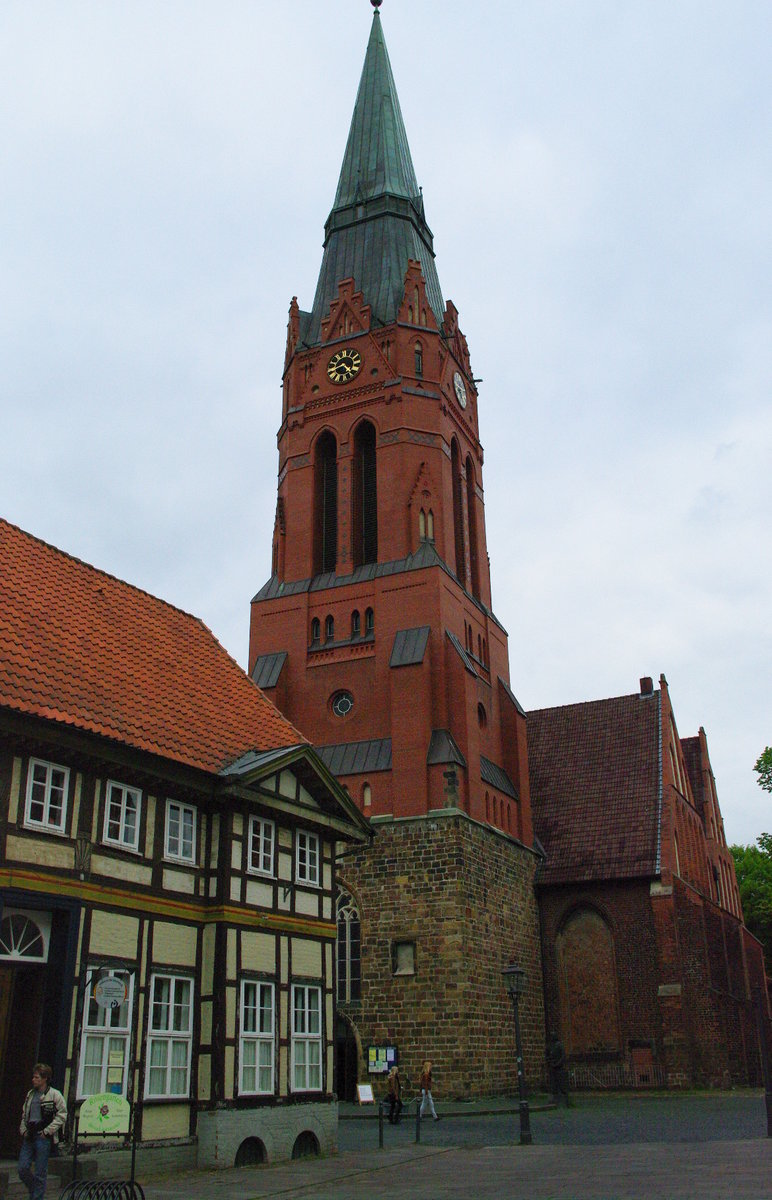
[527,690,662,885]
[0,519,306,775]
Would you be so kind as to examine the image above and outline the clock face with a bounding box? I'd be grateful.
[327,348,362,385]
[453,370,468,408]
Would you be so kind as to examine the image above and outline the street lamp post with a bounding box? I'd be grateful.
[502,963,533,1145]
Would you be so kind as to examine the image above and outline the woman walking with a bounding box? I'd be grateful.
[419,1059,440,1121]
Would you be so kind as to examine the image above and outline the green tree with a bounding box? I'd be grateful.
[730,835,772,974]
[754,746,772,794]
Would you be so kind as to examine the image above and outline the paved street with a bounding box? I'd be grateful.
[134,1093,772,1200]
[3,1094,770,1199]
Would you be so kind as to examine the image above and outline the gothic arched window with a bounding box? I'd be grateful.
[556,908,621,1056]
[351,610,361,639]
[414,342,423,377]
[311,618,320,644]
[364,607,374,636]
[352,421,378,568]
[313,431,338,575]
[336,888,361,1003]
[325,615,335,643]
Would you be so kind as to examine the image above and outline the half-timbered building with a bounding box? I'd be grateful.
[0,516,370,1170]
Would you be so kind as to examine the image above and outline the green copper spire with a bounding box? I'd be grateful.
[304,9,445,346]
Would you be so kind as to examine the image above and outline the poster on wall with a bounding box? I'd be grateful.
[367,1045,398,1074]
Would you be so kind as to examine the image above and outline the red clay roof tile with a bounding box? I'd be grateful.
[0,518,305,775]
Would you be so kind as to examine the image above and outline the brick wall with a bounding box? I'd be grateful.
[337,810,545,1098]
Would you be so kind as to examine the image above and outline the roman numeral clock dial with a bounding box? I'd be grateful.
[327,348,362,385]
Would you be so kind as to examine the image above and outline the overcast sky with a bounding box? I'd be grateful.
[2,1,770,844]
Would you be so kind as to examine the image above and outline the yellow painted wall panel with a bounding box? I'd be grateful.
[200,1000,212,1045]
[231,841,241,871]
[91,780,102,843]
[232,814,243,838]
[226,928,237,976]
[240,930,275,971]
[245,879,273,909]
[292,939,322,978]
[88,911,139,959]
[152,921,197,967]
[5,834,71,871]
[294,890,319,918]
[224,1045,235,1099]
[201,925,216,993]
[280,938,289,984]
[226,986,236,1038]
[197,1054,211,1102]
[71,773,82,841]
[141,1105,189,1141]
[91,855,152,887]
[9,757,22,823]
[161,868,195,894]
[146,796,156,859]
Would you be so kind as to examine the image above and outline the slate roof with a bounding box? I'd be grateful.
[251,651,287,690]
[527,690,662,885]
[302,10,445,345]
[390,626,430,668]
[0,518,306,776]
[315,738,392,776]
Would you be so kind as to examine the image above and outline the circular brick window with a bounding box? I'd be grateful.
[332,691,354,718]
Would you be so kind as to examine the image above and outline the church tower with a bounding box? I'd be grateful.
[249,4,544,1098]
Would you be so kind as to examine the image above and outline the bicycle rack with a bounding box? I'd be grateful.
[59,1182,146,1199]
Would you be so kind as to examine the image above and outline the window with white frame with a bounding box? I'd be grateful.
[239,980,275,1094]
[146,974,193,1097]
[164,800,196,864]
[291,984,322,1091]
[103,781,141,851]
[78,968,133,1097]
[24,758,69,833]
[248,816,275,876]
[296,830,320,886]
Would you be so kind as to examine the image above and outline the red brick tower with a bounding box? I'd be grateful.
[249,5,544,1098]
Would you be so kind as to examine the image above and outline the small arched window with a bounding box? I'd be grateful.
[485,792,490,821]
[365,608,374,636]
[362,783,372,808]
[311,618,321,644]
[325,615,335,643]
[414,342,423,377]
[478,634,482,661]
[477,703,487,729]
[419,509,426,540]
[351,610,361,638]
[427,510,434,540]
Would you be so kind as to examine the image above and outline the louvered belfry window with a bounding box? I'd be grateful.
[353,420,377,568]
[314,431,338,574]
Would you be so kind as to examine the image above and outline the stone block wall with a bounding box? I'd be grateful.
[337,810,545,1099]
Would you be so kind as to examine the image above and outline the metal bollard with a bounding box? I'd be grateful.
[378,1099,384,1149]
[415,1095,421,1143]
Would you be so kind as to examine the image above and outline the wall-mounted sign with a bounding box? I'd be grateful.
[93,976,127,1010]
[79,1092,130,1136]
[367,1045,398,1074]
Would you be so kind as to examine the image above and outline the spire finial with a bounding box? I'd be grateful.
[371,0,383,10]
